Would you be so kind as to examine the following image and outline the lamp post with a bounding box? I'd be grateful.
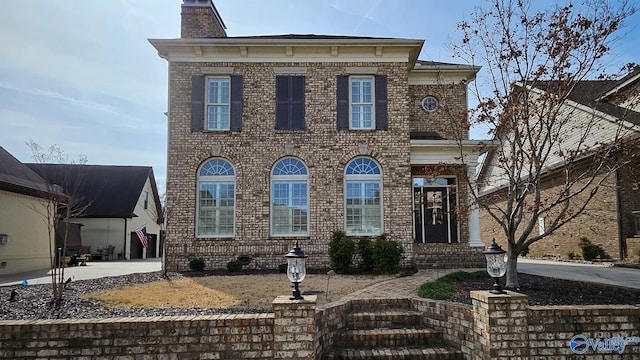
[284,240,308,300]
[482,238,507,294]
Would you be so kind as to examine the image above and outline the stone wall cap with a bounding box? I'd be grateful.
[273,295,317,305]
[470,290,528,302]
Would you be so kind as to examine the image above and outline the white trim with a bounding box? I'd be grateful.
[343,157,384,236]
[349,76,375,130]
[412,176,459,244]
[195,160,236,238]
[149,38,423,64]
[205,76,231,131]
[270,158,310,237]
[410,139,490,164]
[596,73,640,101]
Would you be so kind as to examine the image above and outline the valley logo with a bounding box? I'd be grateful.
[570,334,639,355]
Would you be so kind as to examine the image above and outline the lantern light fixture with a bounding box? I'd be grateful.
[284,240,308,300]
[482,238,507,294]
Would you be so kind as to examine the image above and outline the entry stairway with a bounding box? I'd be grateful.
[322,299,464,360]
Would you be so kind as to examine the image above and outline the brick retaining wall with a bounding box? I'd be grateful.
[1,294,638,359]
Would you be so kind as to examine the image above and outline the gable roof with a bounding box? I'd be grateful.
[0,146,60,198]
[477,74,640,190]
[532,80,640,126]
[26,164,163,222]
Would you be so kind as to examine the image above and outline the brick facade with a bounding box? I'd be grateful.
[155,1,484,271]
[480,167,635,260]
[409,83,470,139]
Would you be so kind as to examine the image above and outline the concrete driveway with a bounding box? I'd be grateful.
[0,258,162,287]
[518,258,640,289]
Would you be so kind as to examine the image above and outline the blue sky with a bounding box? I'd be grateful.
[0,0,638,195]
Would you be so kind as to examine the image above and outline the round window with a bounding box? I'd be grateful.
[421,96,438,112]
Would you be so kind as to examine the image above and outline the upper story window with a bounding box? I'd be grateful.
[206,77,230,130]
[344,157,383,236]
[276,76,305,130]
[337,75,387,131]
[143,191,149,209]
[350,76,374,129]
[197,158,235,237]
[191,75,243,132]
[271,158,309,236]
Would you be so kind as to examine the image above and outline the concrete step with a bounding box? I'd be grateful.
[334,328,442,348]
[323,346,464,360]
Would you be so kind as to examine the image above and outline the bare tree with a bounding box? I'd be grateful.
[27,140,89,307]
[447,0,640,288]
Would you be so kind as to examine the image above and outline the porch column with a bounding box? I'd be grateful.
[467,162,483,247]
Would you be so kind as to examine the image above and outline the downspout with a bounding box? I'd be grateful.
[123,217,128,260]
[615,169,625,260]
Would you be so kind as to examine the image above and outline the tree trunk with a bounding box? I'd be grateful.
[505,248,520,289]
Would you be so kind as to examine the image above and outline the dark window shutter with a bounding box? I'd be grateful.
[275,76,290,130]
[276,76,305,130]
[230,75,243,131]
[375,75,388,130]
[290,76,305,130]
[191,75,205,132]
[336,75,349,130]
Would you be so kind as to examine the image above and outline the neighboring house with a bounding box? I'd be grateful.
[478,72,640,261]
[0,146,59,275]
[150,0,488,271]
[27,164,164,261]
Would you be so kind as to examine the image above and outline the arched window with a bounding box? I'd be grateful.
[271,158,309,236]
[197,159,235,237]
[344,157,382,235]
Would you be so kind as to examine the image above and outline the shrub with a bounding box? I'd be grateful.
[328,230,355,273]
[567,252,581,260]
[371,235,404,273]
[278,263,288,273]
[579,237,605,261]
[418,280,454,300]
[188,258,205,271]
[357,238,375,271]
[226,260,242,272]
[418,271,489,300]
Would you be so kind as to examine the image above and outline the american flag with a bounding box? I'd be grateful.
[135,225,148,248]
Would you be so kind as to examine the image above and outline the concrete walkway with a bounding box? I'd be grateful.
[347,258,640,299]
[0,258,162,287]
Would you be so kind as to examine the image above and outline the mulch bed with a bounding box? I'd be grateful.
[451,272,640,306]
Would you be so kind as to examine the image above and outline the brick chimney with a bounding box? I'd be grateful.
[181,0,227,38]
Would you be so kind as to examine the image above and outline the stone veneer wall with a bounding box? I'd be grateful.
[165,62,413,271]
[1,294,638,359]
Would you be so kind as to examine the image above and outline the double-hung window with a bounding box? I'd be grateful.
[350,76,374,129]
[337,75,387,130]
[206,77,230,130]
[271,158,309,236]
[197,159,235,237]
[344,157,383,235]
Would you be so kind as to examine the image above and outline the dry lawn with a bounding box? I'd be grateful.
[84,273,393,310]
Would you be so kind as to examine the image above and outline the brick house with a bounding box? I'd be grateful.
[150,0,488,271]
[478,72,640,261]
